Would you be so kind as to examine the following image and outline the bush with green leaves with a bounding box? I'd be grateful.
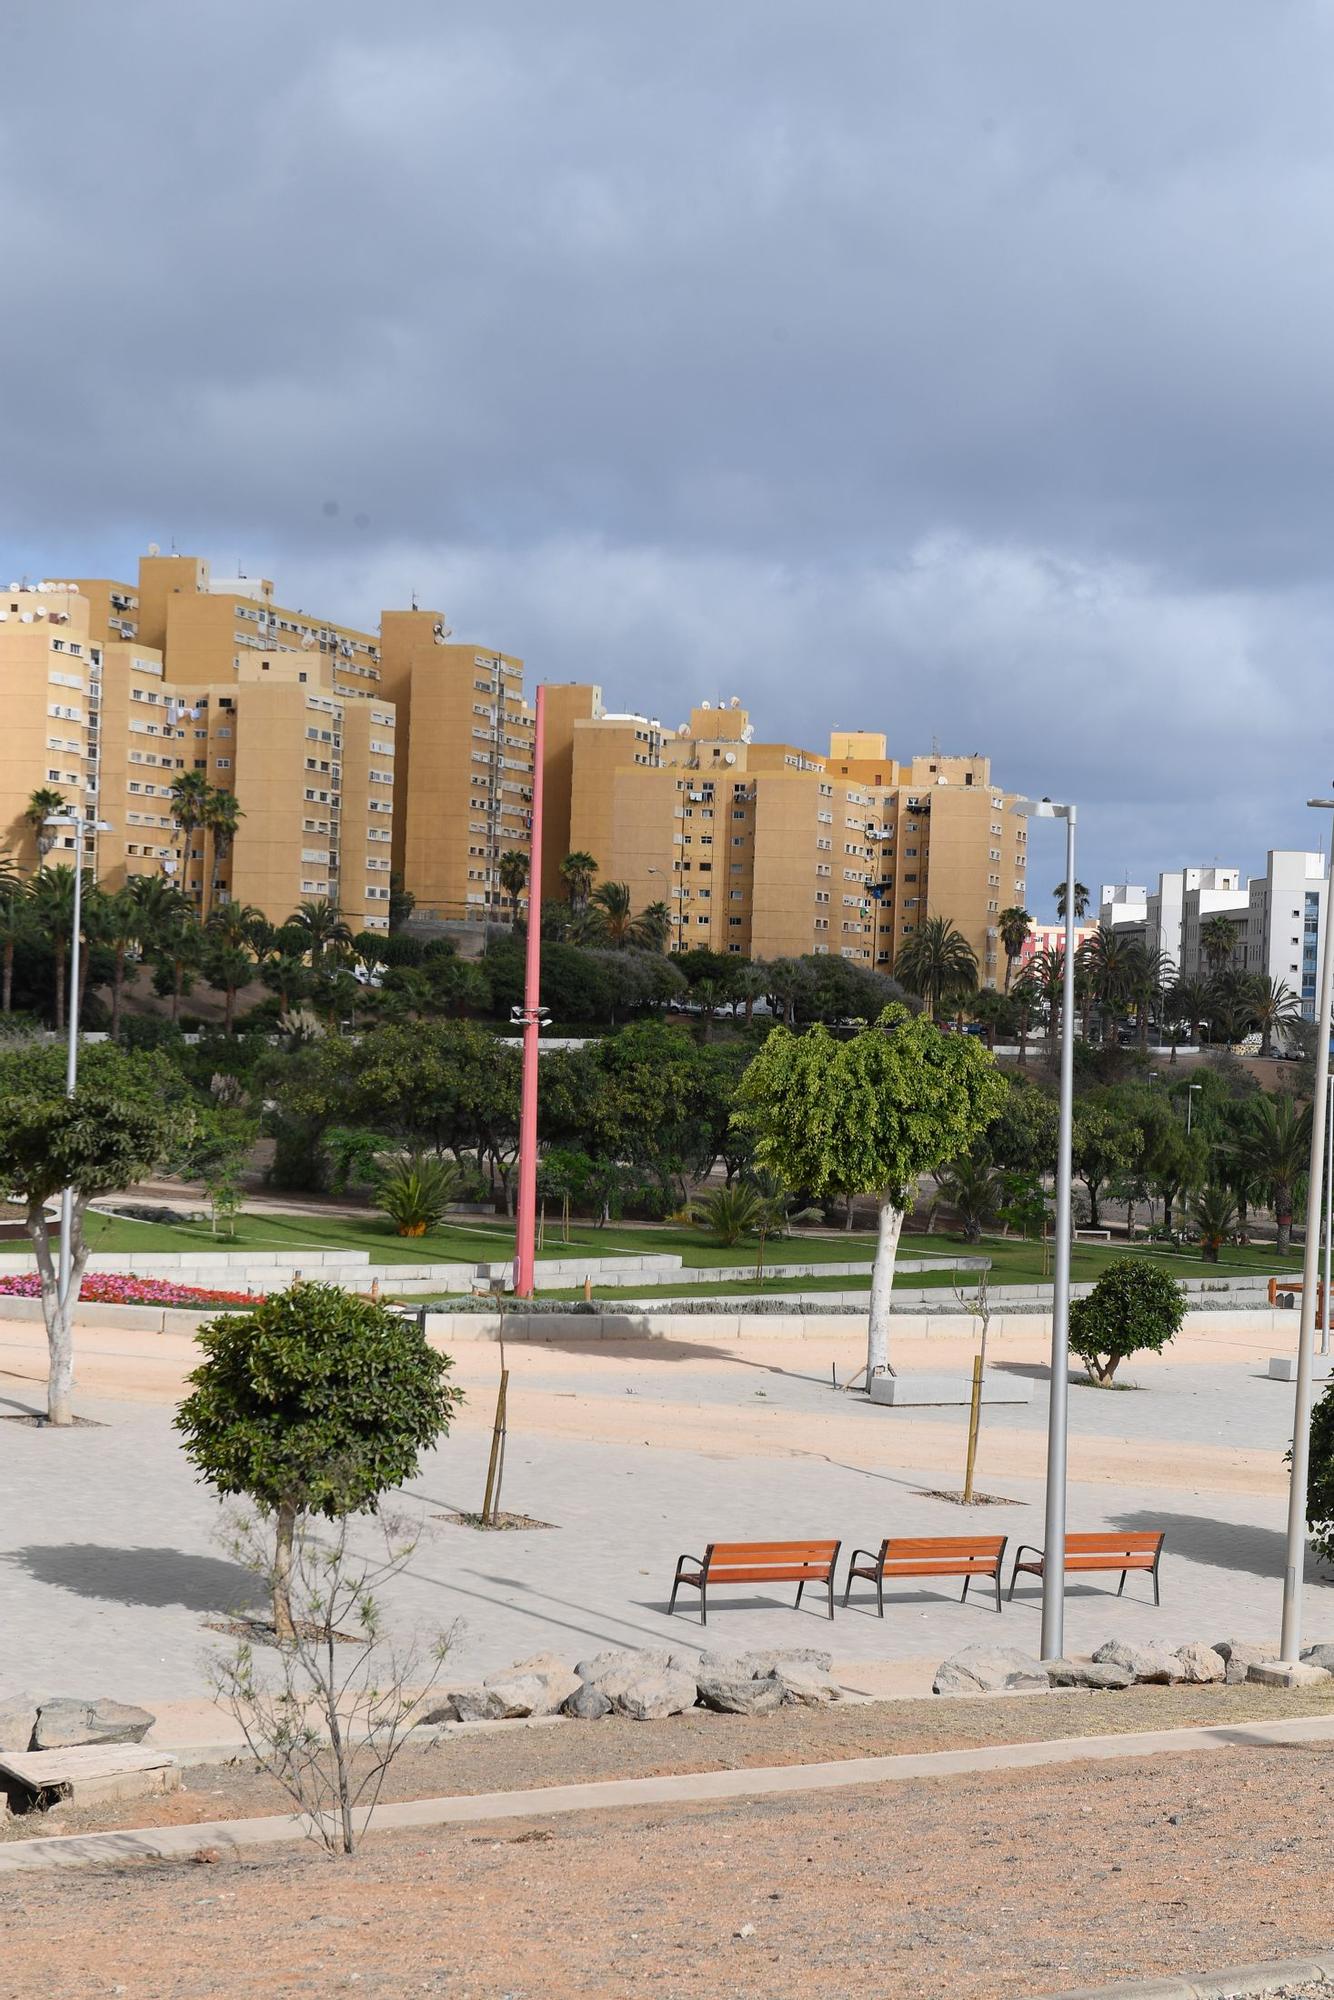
[690,1183,763,1246]
[1305,1380,1334,1569]
[176,1282,463,1638]
[1068,1257,1186,1383]
[376,1152,462,1235]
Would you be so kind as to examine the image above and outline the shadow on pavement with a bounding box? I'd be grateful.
[4,1543,264,1612]
[1109,1508,1334,1586]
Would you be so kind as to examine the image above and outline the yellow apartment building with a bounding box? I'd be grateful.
[377,615,534,922]
[543,690,1027,980]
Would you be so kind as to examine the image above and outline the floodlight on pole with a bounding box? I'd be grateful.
[1013,794,1078,1662]
[43,809,112,1313]
[1279,793,1334,1663]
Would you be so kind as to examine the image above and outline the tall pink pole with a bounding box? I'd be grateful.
[513,684,545,1298]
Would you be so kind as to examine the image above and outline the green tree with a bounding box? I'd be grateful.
[498,850,529,927]
[1071,1100,1138,1228]
[1068,1258,1186,1383]
[1053,879,1090,920]
[997,906,1031,992]
[94,887,145,1041]
[1247,975,1303,1057]
[1190,1184,1238,1262]
[1200,913,1240,975]
[0,1044,187,1422]
[969,988,1018,1051]
[289,898,353,967]
[175,1283,463,1640]
[0,869,33,1014]
[733,1004,1005,1376]
[30,864,79,1031]
[168,771,213,911]
[1080,925,1139,1047]
[894,916,979,1021]
[203,789,245,920]
[929,1154,1008,1244]
[583,879,634,946]
[690,1182,764,1246]
[376,1153,462,1236]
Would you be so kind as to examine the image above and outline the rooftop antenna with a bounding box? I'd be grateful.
[411,590,419,611]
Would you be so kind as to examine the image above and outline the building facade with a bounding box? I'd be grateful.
[1104,855,1328,1019]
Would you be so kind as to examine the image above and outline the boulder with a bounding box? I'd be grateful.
[562,1682,613,1721]
[1213,1638,1279,1686]
[575,1647,672,1685]
[776,1667,843,1707]
[449,1683,526,1723]
[1300,1643,1334,1673]
[1045,1659,1135,1691]
[932,1646,1050,1695]
[0,1694,38,1753]
[31,1699,154,1750]
[1173,1642,1226,1685]
[695,1672,786,1716]
[417,1695,459,1726]
[698,1647,834,1680]
[1091,1640,1182,1685]
[599,1666,698,1721]
[485,1663,581,1716]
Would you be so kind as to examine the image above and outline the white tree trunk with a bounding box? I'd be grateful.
[28,1197,88,1426]
[867,1195,904,1378]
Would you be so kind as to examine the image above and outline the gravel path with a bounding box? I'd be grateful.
[9,1743,1334,1998]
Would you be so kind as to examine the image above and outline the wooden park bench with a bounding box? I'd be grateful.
[668,1539,842,1626]
[843,1535,1009,1617]
[1008,1531,1166,1605]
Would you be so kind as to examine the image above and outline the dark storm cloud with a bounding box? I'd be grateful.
[4,0,1334,903]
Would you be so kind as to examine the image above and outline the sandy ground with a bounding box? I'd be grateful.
[8,1742,1334,1999]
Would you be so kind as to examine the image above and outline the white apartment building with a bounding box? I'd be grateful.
[1109,854,1327,1021]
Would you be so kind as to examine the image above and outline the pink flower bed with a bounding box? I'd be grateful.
[0,1273,260,1307]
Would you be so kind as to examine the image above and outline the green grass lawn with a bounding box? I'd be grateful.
[81,1206,1301,1294]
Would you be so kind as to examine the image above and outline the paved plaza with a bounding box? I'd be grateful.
[2,1312,1330,1706]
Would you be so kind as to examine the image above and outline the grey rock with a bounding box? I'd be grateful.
[1300,1642,1334,1672]
[1091,1640,1183,1685]
[561,1682,613,1720]
[1046,1659,1135,1691]
[416,1695,459,1725]
[698,1646,834,1680]
[1173,1642,1225,1685]
[471,1674,553,1720]
[32,1698,155,1750]
[575,1647,672,1684]
[599,1666,698,1721]
[485,1663,581,1716]
[932,1646,1050,1695]
[695,1672,786,1716]
[1213,1638,1279,1685]
[0,1695,38,1753]
[776,1667,843,1706]
[448,1684,519,1723]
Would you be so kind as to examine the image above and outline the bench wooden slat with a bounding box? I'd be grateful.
[874,1559,1003,1578]
[877,1537,1006,1558]
[706,1541,840,1559]
[688,1565,836,1583]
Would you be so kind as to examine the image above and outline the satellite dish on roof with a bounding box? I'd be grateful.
[147,543,161,557]
[729,695,740,708]
[723,750,737,765]
[433,619,452,641]
[700,698,712,710]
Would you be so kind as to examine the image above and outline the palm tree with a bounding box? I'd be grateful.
[586,880,634,946]
[1019,946,1066,1048]
[1166,976,1212,1051]
[0,870,31,1014]
[207,945,255,1035]
[24,788,68,871]
[97,887,145,1041]
[207,902,265,955]
[1053,879,1090,921]
[969,987,1017,1051]
[928,1155,1008,1243]
[288,898,353,966]
[1128,946,1174,1054]
[1247,974,1303,1057]
[630,900,672,952]
[1223,1093,1312,1252]
[30,864,79,1030]
[997,906,1032,992]
[894,916,979,1021]
[559,850,598,915]
[498,849,530,927]
[136,884,201,1023]
[1190,1185,1238,1263]
[261,951,311,1014]
[168,770,213,910]
[203,790,244,920]
[1080,925,1139,1046]
[1200,913,1240,976]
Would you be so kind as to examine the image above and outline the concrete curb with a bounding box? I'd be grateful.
[1031,1952,1334,1997]
[6,1712,1334,1875]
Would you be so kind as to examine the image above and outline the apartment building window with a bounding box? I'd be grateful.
[216,759,231,770]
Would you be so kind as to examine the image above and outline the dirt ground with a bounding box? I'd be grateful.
[8,1741,1334,2000]
[8,1681,1334,1844]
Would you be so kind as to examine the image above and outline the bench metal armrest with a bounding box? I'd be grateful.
[1010,1543,1043,1570]
[673,1552,706,1579]
[845,1548,879,1573]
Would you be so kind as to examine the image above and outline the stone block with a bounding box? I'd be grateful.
[1173,1642,1226,1684]
[1045,1659,1135,1691]
[0,1745,177,1807]
[932,1646,1050,1695]
[599,1667,698,1721]
[449,1684,521,1723]
[484,1663,581,1716]
[32,1698,155,1750]
[776,1667,843,1706]
[1213,1638,1279,1686]
[575,1647,672,1684]
[698,1646,834,1680]
[869,1371,1031,1407]
[1246,1660,1333,1690]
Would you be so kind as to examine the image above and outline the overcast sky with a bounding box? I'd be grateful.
[4,1,1333,912]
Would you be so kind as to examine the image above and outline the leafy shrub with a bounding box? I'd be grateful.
[1068,1257,1186,1383]
[691,1183,763,1245]
[119,1015,186,1053]
[1189,1184,1238,1262]
[377,1153,462,1236]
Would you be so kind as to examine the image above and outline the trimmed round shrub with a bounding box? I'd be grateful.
[1068,1257,1186,1383]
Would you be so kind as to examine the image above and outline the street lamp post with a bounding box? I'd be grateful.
[1016,796,1078,1663]
[44,809,111,1314]
[512,687,547,1300]
[1279,793,1334,1663]
[1185,1083,1202,1136]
